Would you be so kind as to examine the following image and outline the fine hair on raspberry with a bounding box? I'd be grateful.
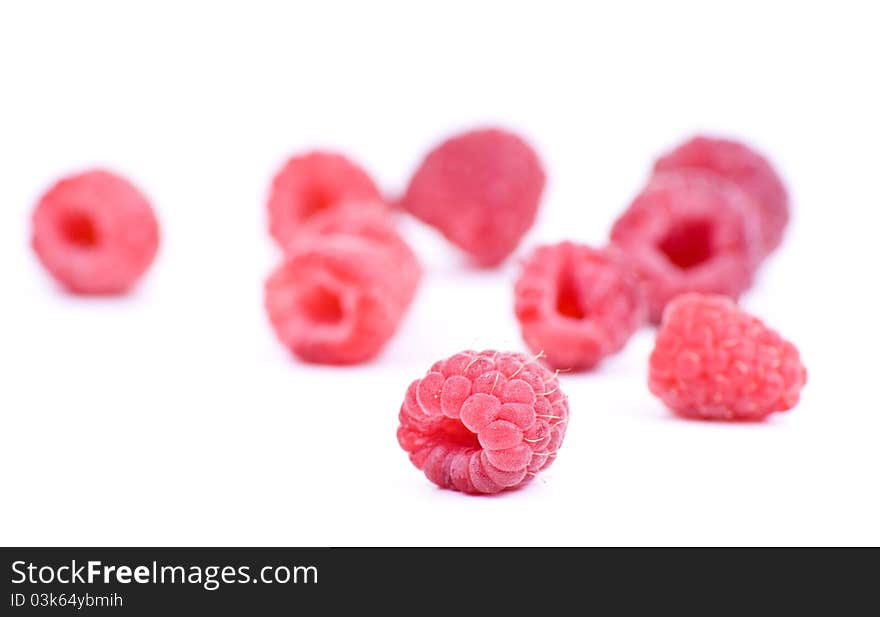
[514,241,645,371]
[397,350,569,494]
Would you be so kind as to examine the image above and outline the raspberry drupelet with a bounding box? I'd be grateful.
[649,294,807,421]
[397,350,569,494]
[267,150,383,248]
[654,135,789,256]
[610,170,762,323]
[264,205,420,365]
[514,242,645,371]
[31,169,160,295]
[399,128,546,267]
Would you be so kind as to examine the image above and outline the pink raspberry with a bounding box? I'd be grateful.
[397,350,569,494]
[31,169,160,295]
[289,201,415,265]
[267,151,382,248]
[610,170,761,323]
[514,242,645,371]
[400,128,546,267]
[654,135,789,255]
[264,208,420,365]
[649,294,807,421]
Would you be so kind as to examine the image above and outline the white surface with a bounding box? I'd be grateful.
[1,1,878,546]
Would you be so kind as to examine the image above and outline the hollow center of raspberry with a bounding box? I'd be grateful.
[303,188,333,219]
[431,417,480,450]
[298,284,344,325]
[658,219,714,269]
[556,265,587,319]
[58,211,99,248]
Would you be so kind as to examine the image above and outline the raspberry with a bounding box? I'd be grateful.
[649,294,807,421]
[264,208,420,365]
[654,136,789,255]
[397,350,569,494]
[610,170,761,323]
[31,169,160,295]
[514,242,645,371]
[267,151,382,248]
[289,201,415,265]
[400,128,546,267]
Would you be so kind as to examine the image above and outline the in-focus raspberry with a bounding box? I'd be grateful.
[267,151,382,248]
[397,350,569,494]
[649,293,807,421]
[514,242,645,371]
[264,207,420,365]
[610,170,761,322]
[399,128,546,267]
[31,169,160,295]
[654,135,789,255]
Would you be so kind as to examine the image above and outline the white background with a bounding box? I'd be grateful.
[1,1,878,546]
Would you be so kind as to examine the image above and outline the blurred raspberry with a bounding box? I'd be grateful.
[264,207,419,365]
[267,151,382,248]
[514,242,645,371]
[654,135,789,255]
[397,350,569,494]
[649,293,807,421]
[289,201,415,266]
[610,170,761,322]
[400,128,545,267]
[31,169,160,295]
